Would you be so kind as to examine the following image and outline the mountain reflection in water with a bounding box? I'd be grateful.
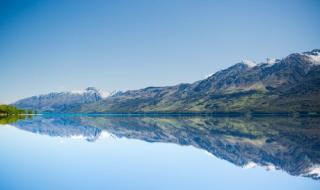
[9,115,320,180]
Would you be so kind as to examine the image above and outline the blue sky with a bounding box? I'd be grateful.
[0,0,319,103]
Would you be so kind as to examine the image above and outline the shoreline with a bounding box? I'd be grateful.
[2,112,320,117]
[38,112,320,117]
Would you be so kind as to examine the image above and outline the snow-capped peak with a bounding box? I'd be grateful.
[259,58,280,67]
[241,59,257,67]
[303,49,320,65]
[71,87,110,98]
[98,89,110,98]
[109,90,123,97]
[266,58,277,65]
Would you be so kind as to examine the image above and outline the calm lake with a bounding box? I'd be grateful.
[0,115,319,190]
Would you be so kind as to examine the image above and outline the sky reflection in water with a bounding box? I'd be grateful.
[0,115,319,190]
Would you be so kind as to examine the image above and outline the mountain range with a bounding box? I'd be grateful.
[13,87,109,112]
[13,49,320,113]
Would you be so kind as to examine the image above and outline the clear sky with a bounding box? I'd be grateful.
[0,0,319,103]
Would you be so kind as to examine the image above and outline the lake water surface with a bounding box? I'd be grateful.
[0,115,319,190]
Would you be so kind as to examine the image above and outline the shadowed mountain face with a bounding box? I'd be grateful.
[11,115,320,180]
[13,50,320,113]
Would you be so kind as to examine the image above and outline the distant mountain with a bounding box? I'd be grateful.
[13,87,109,112]
[13,49,320,113]
[75,49,320,113]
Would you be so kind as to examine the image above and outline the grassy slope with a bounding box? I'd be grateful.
[0,105,26,115]
[76,90,320,113]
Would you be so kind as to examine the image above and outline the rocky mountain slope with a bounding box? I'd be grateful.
[77,49,320,113]
[13,87,109,112]
[13,49,320,113]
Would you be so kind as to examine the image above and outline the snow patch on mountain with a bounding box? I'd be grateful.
[258,58,280,67]
[242,162,257,169]
[306,53,320,65]
[263,163,277,171]
[302,49,320,65]
[304,164,320,178]
[266,58,277,65]
[71,87,110,98]
[242,161,277,172]
[241,59,257,67]
[98,131,115,140]
[204,73,214,79]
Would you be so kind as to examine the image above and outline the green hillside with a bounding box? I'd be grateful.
[0,104,26,115]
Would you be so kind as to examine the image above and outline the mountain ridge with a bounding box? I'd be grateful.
[13,87,109,112]
[13,49,320,113]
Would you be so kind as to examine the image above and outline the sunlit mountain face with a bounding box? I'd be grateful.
[7,115,320,180]
[12,50,320,113]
